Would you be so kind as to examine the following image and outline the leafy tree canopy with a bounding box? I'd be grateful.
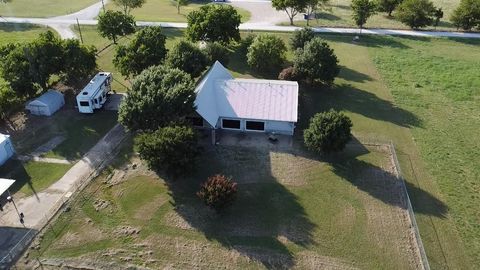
[97,10,136,43]
[450,0,480,30]
[203,42,230,66]
[186,4,241,43]
[290,27,315,50]
[112,0,146,14]
[136,124,200,175]
[165,40,207,77]
[113,26,167,78]
[396,0,436,29]
[351,0,377,29]
[375,0,402,16]
[304,109,353,153]
[118,65,196,131]
[293,37,339,85]
[272,0,308,25]
[247,34,287,73]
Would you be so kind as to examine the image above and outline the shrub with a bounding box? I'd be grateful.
[136,124,200,175]
[293,37,339,85]
[239,34,256,55]
[450,0,480,31]
[247,34,286,73]
[197,174,238,212]
[304,110,353,153]
[290,27,315,50]
[278,66,298,81]
[166,40,207,77]
[396,0,436,29]
[0,84,20,120]
[204,42,230,66]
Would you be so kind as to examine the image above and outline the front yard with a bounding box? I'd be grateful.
[33,141,422,269]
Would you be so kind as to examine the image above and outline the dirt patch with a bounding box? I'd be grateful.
[113,226,141,237]
[54,224,106,249]
[93,199,110,212]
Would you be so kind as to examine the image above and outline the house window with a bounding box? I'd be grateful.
[246,121,265,131]
[222,119,241,129]
[187,116,204,127]
[79,101,89,107]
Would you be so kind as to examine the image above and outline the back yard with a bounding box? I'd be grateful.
[24,26,480,269]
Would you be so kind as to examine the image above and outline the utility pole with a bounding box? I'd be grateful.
[76,18,84,44]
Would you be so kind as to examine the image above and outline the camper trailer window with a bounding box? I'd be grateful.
[80,101,89,106]
[99,96,103,103]
[94,99,98,104]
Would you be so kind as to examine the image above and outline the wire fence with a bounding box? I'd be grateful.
[2,137,430,269]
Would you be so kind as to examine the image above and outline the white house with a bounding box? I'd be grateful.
[0,133,15,166]
[76,72,112,113]
[25,90,65,116]
[193,61,299,135]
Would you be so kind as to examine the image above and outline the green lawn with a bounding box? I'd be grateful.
[286,0,462,31]
[0,0,98,18]
[34,142,423,269]
[104,0,251,23]
[42,111,119,160]
[33,27,480,269]
[0,159,72,197]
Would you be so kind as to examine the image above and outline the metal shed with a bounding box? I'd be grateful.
[0,134,15,166]
[25,90,65,116]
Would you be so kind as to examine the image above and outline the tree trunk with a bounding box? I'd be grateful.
[289,16,294,25]
[177,2,180,14]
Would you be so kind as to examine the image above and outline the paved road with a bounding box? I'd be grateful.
[2,0,480,39]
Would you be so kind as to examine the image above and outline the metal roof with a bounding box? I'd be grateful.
[78,72,111,98]
[194,62,299,127]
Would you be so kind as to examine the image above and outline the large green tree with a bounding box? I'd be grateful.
[0,45,37,97]
[293,37,339,85]
[118,65,196,131]
[450,0,480,31]
[396,0,436,29]
[186,4,241,43]
[375,0,402,16]
[97,10,136,43]
[136,124,200,175]
[0,83,19,120]
[272,0,308,25]
[165,40,207,77]
[247,34,287,73]
[304,110,353,153]
[351,0,377,31]
[113,26,167,78]
[62,39,97,85]
[112,0,146,14]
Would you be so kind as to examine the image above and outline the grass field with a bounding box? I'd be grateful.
[0,0,98,18]
[287,0,462,31]
[33,141,423,269]
[104,0,251,23]
[0,159,72,197]
[25,26,480,268]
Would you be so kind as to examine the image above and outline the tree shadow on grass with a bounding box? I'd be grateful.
[323,144,448,218]
[298,83,421,130]
[0,159,37,198]
[160,146,316,269]
[0,22,44,33]
[351,35,411,49]
[338,65,373,83]
[315,12,341,21]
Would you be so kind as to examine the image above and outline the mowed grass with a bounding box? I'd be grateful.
[367,36,480,268]
[35,143,421,269]
[0,0,98,17]
[72,25,185,92]
[0,159,72,197]
[46,26,478,268]
[104,0,251,23]
[288,0,461,31]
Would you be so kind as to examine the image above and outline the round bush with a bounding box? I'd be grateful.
[304,110,353,153]
[166,40,207,77]
[247,34,286,73]
[204,42,230,66]
[290,27,315,50]
[197,174,238,213]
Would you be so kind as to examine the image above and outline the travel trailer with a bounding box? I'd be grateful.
[76,72,112,113]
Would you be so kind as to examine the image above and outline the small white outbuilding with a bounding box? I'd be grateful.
[0,133,15,166]
[194,61,299,135]
[25,90,65,116]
